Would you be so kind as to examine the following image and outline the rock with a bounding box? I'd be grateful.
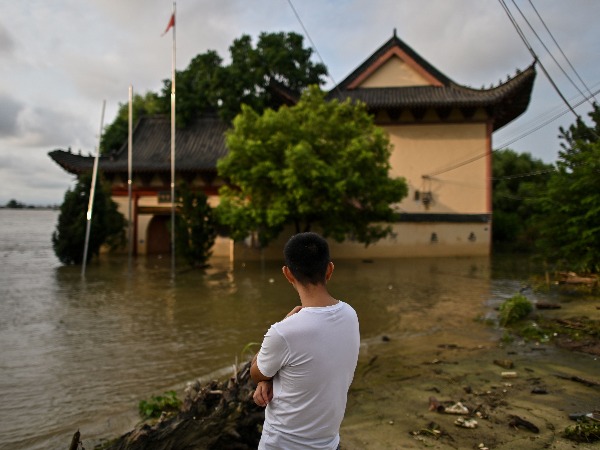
[508,415,539,433]
[493,359,514,369]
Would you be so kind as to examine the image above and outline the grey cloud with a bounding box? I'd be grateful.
[0,93,23,137]
[0,22,15,55]
[16,105,95,149]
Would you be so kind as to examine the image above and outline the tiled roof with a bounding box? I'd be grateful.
[321,32,537,131]
[49,114,228,175]
[327,64,536,130]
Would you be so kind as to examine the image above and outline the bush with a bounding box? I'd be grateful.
[498,294,533,326]
[52,173,125,265]
[138,390,181,420]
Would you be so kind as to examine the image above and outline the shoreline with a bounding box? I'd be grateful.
[88,286,599,450]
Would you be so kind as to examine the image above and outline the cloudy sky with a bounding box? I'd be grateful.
[1,0,599,205]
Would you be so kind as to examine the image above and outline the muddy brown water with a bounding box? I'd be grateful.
[0,209,596,449]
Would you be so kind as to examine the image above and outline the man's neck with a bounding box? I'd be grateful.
[297,284,338,308]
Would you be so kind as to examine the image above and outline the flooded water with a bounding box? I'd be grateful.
[0,209,551,450]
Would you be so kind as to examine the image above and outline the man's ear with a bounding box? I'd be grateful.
[325,262,334,281]
[282,266,296,284]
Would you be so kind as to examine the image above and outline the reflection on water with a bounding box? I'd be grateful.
[0,210,540,450]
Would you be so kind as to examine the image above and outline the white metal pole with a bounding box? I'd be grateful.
[82,100,106,277]
[170,1,176,275]
[128,85,133,272]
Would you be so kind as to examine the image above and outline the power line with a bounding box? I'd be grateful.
[423,85,600,179]
[496,85,600,149]
[491,168,555,181]
[498,0,579,120]
[285,0,340,93]
[528,0,597,103]
[511,0,594,108]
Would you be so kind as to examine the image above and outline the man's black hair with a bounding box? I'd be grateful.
[284,232,330,285]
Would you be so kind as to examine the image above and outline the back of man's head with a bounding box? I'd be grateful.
[284,232,330,285]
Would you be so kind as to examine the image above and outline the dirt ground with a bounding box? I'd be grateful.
[340,320,599,450]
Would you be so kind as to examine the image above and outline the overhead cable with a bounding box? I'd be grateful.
[286,0,341,94]
[511,0,594,108]
[498,0,580,120]
[423,85,600,179]
[528,0,597,103]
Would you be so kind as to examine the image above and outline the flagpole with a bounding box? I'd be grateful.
[170,1,176,276]
[82,99,106,277]
[128,85,133,273]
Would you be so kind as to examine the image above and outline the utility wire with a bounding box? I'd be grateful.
[423,2,599,180]
[423,84,600,179]
[496,85,600,149]
[498,0,579,120]
[286,0,341,94]
[511,0,594,108]
[496,80,600,141]
[492,168,555,181]
[528,0,597,102]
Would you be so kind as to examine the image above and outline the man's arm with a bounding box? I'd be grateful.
[250,353,272,384]
[250,306,302,384]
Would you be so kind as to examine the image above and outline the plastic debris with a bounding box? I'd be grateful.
[445,402,470,415]
[455,417,478,428]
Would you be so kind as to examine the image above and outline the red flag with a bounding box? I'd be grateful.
[162,13,174,36]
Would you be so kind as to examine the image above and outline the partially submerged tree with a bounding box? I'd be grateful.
[216,86,408,247]
[534,105,600,272]
[175,184,217,268]
[52,173,126,265]
[492,149,553,250]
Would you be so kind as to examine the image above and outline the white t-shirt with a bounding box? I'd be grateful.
[257,301,360,450]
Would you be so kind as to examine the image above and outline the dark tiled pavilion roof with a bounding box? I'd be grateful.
[325,33,536,131]
[49,114,228,175]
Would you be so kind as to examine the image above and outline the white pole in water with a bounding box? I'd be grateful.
[169,2,177,276]
[82,100,106,277]
[127,85,134,273]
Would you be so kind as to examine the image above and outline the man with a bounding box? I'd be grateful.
[250,232,360,450]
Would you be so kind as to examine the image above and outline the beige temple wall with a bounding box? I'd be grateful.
[384,123,490,214]
[360,55,431,88]
[232,220,490,263]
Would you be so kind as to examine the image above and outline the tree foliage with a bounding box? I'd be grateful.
[492,149,553,250]
[216,86,408,247]
[174,184,217,268]
[100,32,327,153]
[216,32,327,122]
[534,104,600,272]
[100,91,163,155]
[52,173,126,264]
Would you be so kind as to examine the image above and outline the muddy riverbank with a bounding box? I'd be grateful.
[90,284,599,450]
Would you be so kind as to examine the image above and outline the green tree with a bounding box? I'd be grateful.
[535,104,600,272]
[492,149,553,250]
[6,199,25,208]
[52,173,126,264]
[160,50,225,127]
[216,86,408,247]
[100,91,164,155]
[101,32,326,152]
[174,184,217,268]
[217,32,327,121]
